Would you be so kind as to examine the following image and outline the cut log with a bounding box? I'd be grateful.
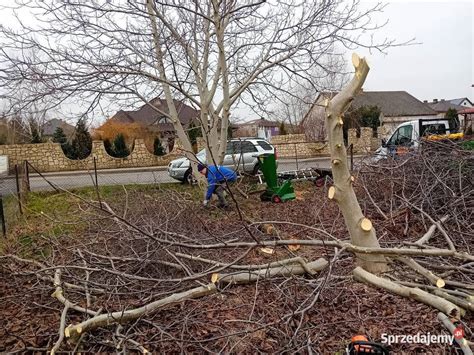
[353,267,463,319]
[398,257,445,288]
[437,313,473,355]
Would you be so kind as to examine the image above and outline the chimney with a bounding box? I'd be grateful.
[433,99,438,103]
[423,100,427,103]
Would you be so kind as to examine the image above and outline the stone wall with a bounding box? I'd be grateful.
[0,139,178,173]
[348,126,388,153]
[270,134,329,157]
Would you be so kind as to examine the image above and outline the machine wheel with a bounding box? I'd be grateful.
[314,176,326,187]
[272,195,282,203]
[183,168,194,185]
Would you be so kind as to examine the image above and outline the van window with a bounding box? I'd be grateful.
[421,124,447,136]
[388,125,413,146]
[257,141,273,151]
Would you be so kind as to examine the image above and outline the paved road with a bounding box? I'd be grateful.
[0,157,360,195]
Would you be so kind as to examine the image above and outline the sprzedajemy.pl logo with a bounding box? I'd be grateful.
[381,327,464,346]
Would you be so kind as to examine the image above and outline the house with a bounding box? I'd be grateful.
[425,98,473,130]
[105,97,200,139]
[233,118,280,139]
[42,119,75,139]
[448,97,473,108]
[303,91,438,135]
[425,99,465,117]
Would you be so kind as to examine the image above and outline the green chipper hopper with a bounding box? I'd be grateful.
[258,153,295,203]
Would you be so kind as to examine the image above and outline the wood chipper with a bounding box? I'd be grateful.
[258,153,295,203]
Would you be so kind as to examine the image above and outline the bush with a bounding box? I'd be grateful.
[103,138,113,156]
[52,127,74,158]
[153,137,165,156]
[71,119,92,159]
[112,133,130,158]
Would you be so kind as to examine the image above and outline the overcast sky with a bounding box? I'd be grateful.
[1,0,473,124]
[356,0,473,102]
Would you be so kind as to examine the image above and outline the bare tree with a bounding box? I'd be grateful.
[0,0,401,164]
[273,52,349,134]
[0,102,48,144]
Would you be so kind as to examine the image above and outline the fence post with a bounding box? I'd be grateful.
[14,164,23,215]
[0,195,6,237]
[93,157,102,209]
[294,143,299,171]
[23,160,31,192]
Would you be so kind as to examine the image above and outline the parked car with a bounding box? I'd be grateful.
[167,138,276,183]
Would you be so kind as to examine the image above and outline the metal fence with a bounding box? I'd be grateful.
[0,143,355,235]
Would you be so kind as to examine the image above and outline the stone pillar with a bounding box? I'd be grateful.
[348,128,358,152]
[360,127,373,152]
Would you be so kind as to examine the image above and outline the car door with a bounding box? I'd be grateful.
[222,141,239,171]
[240,141,259,173]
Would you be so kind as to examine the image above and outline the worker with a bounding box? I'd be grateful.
[197,163,237,208]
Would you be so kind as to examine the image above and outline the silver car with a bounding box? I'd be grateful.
[167,138,276,183]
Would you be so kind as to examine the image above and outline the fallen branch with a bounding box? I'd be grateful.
[353,267,464,319]
[414,215,449,246]
[433,290,474,312]
[398,257,445,288]
[64,258,328,342]
[437,313,473,355]
[50,304,69,355]
[52,269,98,317]
[395,280,473,299]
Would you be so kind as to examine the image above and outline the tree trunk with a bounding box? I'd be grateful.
[325,53,388,273]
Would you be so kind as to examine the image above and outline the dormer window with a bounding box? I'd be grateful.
[158,116,171,124]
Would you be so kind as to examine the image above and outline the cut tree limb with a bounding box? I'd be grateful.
[353,267,463,319]
[414,215,449,246]
[398,257,445,288]
[433,290,474,312]
[325,53,387,273]
[64,258,328,342]
[437,313,473,355]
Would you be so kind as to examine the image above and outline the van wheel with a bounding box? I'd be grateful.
[183,168,193,185]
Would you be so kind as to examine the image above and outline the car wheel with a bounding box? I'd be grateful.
[252,163,261,176]
[183,168,193,185]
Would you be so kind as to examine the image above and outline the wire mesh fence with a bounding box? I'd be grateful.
[0,143,356,236]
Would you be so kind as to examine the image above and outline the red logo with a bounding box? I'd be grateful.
[453,326,464,340]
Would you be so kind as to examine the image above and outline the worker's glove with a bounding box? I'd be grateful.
[202,199,210,207]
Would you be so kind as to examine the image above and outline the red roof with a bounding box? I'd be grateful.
[459,107,474,114]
